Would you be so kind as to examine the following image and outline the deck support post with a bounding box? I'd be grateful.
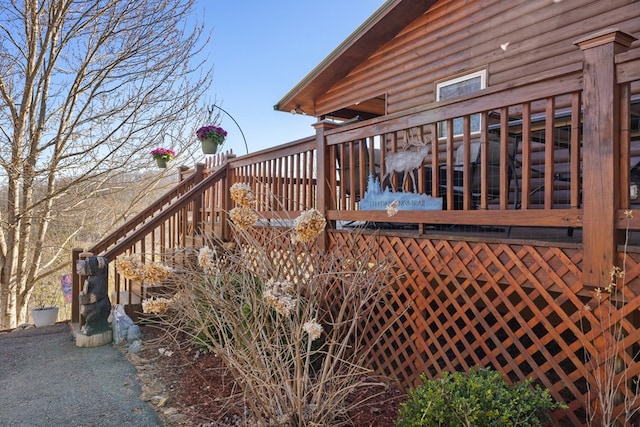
[193,163,205,235]
[574,29,637,287]
[221,161,234,242]
[314,120,340,250]
[71,248,83,323]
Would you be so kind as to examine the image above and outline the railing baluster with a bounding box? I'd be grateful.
[570,92,582,209]
[446,118,455,211]
[521,102,532,210]
[462,115,472,210]
[545,97,556,210]
[500,107,510,210]
[479,112,489,210]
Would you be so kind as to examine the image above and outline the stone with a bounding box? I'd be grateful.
[14,323,35,331]
[128,339,142,354]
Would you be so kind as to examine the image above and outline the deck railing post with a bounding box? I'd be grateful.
[193,163,205,235]
[574,29,637,287]
[314,120,339,250]
[178,164,190,182]
[71,248,82,323]
[221,159,235,242]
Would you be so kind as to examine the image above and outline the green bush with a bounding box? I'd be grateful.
[395,367,567,427]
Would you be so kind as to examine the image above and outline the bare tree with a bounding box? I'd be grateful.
[0,0,213,328]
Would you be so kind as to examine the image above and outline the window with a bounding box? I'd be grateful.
[436,70,487,138]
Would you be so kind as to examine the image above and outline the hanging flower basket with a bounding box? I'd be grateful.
[151,148,176,168]
[196,125,227,155]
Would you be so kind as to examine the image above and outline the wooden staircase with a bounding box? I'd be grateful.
[71,159,232,323]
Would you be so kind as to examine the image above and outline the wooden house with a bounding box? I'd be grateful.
[73,0,640,424]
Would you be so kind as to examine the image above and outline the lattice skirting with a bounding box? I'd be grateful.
[328,231,640,427]
[242,227,640,425]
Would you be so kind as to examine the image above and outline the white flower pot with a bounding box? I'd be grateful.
[31,306,59,327]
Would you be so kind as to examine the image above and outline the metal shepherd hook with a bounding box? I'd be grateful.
[208,104,249,154]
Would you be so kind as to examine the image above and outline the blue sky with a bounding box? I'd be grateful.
[197,1,384,155]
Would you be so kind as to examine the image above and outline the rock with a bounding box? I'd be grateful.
[156,396,169,407]
[128,339,142,354]
[127,353,148,366]
[16,323,34,330]
[161,407,178,416]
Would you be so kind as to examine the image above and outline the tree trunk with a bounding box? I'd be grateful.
[0,0,212,329]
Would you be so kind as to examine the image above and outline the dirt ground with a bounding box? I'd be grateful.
[127,324,406,426]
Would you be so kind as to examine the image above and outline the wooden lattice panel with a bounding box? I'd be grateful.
[329,231,640,426]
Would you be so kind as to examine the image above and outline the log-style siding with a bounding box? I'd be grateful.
[315,0,640,117]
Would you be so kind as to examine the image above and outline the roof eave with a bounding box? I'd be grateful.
[274,0,434,117]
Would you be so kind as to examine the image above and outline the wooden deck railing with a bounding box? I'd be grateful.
[227,136,318,220]
[71,29,638,299]
[200,68,591,234]
[319,66,586,231]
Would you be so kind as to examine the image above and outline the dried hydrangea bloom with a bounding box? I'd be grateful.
[115,255,136,277]
[142,296,171,314]
[386,200,399,217]
[263,279,297,316]
[292,208,326,243]
[594,287,602,301]
[198,246,217,272]
[303,320,323,341]
[143,263,172,284]
[229,206,258,230]
[115,255,146,283]
[229,182,256,207]
[115,256,171,284]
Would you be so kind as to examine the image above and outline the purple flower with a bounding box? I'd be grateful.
[151,148,176,160]
[196,125,227,140]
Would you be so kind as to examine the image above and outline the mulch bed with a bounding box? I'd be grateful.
[132,323,406,426]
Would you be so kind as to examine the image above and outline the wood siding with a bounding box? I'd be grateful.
[315,0,640,117]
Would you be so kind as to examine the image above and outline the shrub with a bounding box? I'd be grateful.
[396,367,567,427]
[159,206,395,426]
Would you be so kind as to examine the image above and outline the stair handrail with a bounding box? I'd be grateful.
[94,164,227,260]
[71,163,228,324]
[89,165,205,255]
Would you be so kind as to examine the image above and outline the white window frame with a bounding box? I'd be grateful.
[436,69,487,139]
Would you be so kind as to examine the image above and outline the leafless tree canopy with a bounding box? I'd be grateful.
[0,0,213,328]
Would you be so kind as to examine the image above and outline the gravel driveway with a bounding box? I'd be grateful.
[0,322,161,427]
